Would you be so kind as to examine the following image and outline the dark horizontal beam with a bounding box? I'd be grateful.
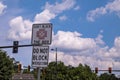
[92,70,120,72]
[0,44,43,49]
[0,44,32,48]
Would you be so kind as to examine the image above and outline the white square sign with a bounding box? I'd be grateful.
[31,23,52,45]
[32,46,49,67]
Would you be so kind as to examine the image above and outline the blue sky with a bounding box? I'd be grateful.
[0,0,120,75]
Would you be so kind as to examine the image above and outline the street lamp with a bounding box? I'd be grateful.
[51,48,57,64]
[51,48,57,80]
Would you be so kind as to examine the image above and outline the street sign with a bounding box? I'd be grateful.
[31,23,52,45]
[32,46,49,67]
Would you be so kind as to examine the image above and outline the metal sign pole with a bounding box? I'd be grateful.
[37,68,41,80]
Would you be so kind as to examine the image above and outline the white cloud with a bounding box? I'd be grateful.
[49,50,114,69]
[0,2,7,15]
[35,0,75,23]
[114,37,120,48]
[105,37,120,58]
[50,31,120,69]
[34,9,56,23]
[51,31,97,52]
[8,0,76,40]
[59,15,67,21]
[74,5,80,10]
[95,34,105,45]
[8,16,33,40]
[100,30,104,33]
[44,0,75,14]
[87,0,120,22]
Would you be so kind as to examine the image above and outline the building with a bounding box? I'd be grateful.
[12,73,35,80]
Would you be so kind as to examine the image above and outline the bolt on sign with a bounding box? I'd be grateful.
[31,23,52,45]
[32,46,49,67]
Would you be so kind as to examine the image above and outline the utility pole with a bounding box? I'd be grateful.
[55,48,57,80]
[51,48,57,80]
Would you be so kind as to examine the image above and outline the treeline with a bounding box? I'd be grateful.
[0,50,120,80]
[30,61,119,80]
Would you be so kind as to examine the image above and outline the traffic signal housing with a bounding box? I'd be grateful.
[13,41,19,53]
[108,67,112,73]
[42,69,46,75]
[95,67,98,73]
[28,65,30,72]
[18,63,21,73]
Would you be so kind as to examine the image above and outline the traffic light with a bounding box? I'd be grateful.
[34,68,37,72]
[13,41,19,53]
[108,67,112,73]
[18,63,21,73]
[95,67,98,73]
[28,65,30,72]
[42,69,46,75]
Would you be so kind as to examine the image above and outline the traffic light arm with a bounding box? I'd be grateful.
[0,44,32,48]
[0,42,33,53]
[0,44,43,48]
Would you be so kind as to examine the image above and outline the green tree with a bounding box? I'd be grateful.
[0,50,14,80]
[99,73,118,80]
[31,68,38,80]
[45,61,57,80]
[67,64,98,80]
[36,61,98,80]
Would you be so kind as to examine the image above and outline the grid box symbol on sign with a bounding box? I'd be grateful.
[36,29,47,39]
[31,23,52,45]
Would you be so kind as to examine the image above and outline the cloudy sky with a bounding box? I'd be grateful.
[0,0,120,74]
